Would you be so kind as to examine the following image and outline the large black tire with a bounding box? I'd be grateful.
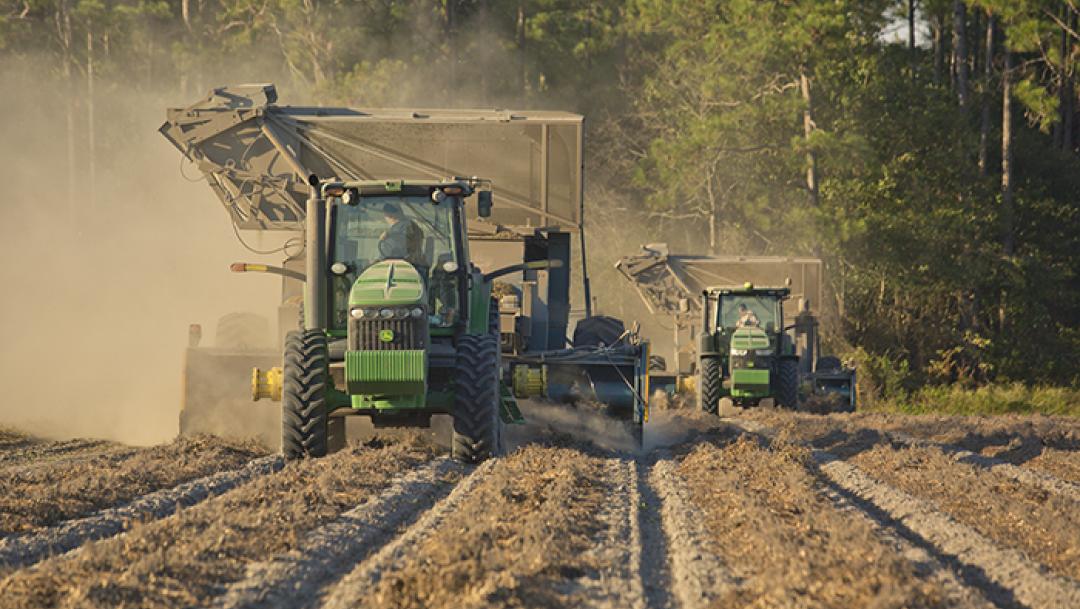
[775,358,799,409]
[698,357,722,415]
[282,330,329,459]
[572,316,626,348]
[452,331,502,463]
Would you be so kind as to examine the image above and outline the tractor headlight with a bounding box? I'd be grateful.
[379,308,394,319]
[393,308,409,319]
[410,307,425,319]
[731,349,748,356]
[350,308,365,319]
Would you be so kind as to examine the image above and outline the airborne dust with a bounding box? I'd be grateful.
[0,60,282,444]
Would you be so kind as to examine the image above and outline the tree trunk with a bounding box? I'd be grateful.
[800,68,819,207]
[1054,9,1071,150]
[933,14,945,84]
[445,0,457,85]
[908,0,916,51]
[517,3,527,93]
[1001,49,1015,256]
[87,22,96,211]
[953,0,968,107]
[58,1,75,215]
[1067,11,1077,152]
[909,0,917,78]
[979,14,994,176]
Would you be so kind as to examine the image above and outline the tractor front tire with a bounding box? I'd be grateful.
[452,332,502,463]
[776,358,799,410]
[282,330,329,459]
[699,357,722,415]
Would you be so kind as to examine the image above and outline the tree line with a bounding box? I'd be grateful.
[2,0,1078,393]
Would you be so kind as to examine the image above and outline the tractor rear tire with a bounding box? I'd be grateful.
[699,357,722,415]
[452,332,502,463]
[573,316,626,348]
[776,358,799,410]
[282,330,329,459]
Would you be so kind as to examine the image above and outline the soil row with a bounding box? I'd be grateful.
[323,444,628,609]
[746,409,1080,483]
[676,429,949,609]
[0,435,265,535]
[0,438,437,609]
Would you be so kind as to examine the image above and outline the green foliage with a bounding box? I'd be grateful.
[865,383,1080,416]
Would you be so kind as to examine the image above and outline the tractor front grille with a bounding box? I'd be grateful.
[349,317,427,351]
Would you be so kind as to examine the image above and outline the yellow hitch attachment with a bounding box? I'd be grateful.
[252,367,283,401]
[512,365,546,398]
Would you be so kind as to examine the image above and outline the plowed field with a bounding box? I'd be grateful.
[2,407,1079,609]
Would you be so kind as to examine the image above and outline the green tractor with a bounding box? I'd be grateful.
[697,283,800,413]
[256,177,540,463]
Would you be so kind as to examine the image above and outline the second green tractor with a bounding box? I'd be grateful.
[697,283,800,413]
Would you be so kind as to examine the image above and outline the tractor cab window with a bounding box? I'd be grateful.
[331,195,462,327]
[719,295,780,330]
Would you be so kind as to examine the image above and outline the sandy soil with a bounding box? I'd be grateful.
[848,442,1080,580]
[2,408,1080,609]
[0,437,437,609]
[342,444,624,609]
[746,409,1080,482]
[0,435,265,535]
[678,431,947,609]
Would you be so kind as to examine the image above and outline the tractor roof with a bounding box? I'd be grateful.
[324,178,486,197]
[708,283,792,298]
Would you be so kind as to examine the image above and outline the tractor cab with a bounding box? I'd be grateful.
[325,181,472,330]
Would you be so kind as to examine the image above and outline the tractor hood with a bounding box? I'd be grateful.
[349,260,426,306]
[731,327,771,351]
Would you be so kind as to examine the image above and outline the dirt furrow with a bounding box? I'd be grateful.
[846,442,1080,581]
[888,431,1080,504]
[0,439,117,470]
[746,410,1080,484]
[321,445,642,609]
[734,417,1080,609]
[0,439,436,609]
[678,429,948,609]
[644,456,736,609]
[0,454,284,572]
[814,476,997,609]
[0,435,266,535]
[814,451,1080,609]
[213,457,466,609]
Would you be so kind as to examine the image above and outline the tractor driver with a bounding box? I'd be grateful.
[378,203,424,268]
[736,303,760,328]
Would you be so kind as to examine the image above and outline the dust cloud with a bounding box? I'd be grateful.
[0,61,283,444]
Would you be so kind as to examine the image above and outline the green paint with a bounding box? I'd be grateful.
[731,368,770,397]
[731,327,771,350]
[345,349,426,395]
[379,329,395,342]
[349,260,425,307]
[499,384,525,424]
[468,274,492,335]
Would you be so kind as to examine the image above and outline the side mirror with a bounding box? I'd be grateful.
[477,190,493,218]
